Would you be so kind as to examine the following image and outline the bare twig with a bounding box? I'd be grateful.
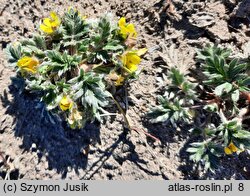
[111,95,161,142]
[131,126,161,143]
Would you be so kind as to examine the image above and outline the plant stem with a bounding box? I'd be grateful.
[111,95,131,129]
[111,95,160,142]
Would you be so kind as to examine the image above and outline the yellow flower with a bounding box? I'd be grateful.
[40,11,61,34]
[59,96,73,111]
[136,48,148,56]
[68,108,83,129]
[224,141,238,155]
[17,56,39,73]
[82,15,87,20]
[121,48,147,73]
[228,142,238,152]
[224,147,231,155]
[118,17,137,39]
[114,75,125,86]
[121,51,140,72]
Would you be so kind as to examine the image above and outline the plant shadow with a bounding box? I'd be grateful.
[0,77,101,179]
[142,115,250,180]
[1,76,164,179]
[141,117,194,175]
[178,138,250,180]
[81,127,168,180]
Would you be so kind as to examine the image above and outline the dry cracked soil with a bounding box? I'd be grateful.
[0,0,250,180]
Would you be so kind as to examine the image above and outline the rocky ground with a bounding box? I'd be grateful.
[0,0,250,180]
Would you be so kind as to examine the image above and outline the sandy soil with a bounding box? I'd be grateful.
[0,0,250,180]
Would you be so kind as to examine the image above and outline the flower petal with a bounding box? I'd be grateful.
[224,147,232,155]
[17,56,31,67]
[128,53,141,65]
[228,142,238,153]
[45,11,61,28]
[115,75,125,86]
[60,104,69,111]
[17,56,39,74]
[43,18,52,27]
[40,24,54,34]
[119,26,128,39]
[137,48,148,56]
[60,96,73,111]
[126,24,137,38]
[50,11,58,21]
[118,17,126,27]
[121,53,127,65]
[126,63,138,72]
[22,67,37,73]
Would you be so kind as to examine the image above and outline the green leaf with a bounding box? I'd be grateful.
[33,35,47,50]
[228,58,238,76]
[186,147,198,153]
[169,68,184,86]
[233,130,250,139]
[5,44,22,64]
[103,44,124,51]
[214,82,232,96]
[46,50,64,63]
[205,127,217,136]
[73,88,84,100]
[204,103,218,112]
[231,89,240,102]
[230,63,247,79]
[62,8,89,48]
[242,77,250,86]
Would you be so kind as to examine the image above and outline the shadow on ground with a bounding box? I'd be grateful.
[1,76,165,179]
[142,112,250,180]
[0,77,101,179]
